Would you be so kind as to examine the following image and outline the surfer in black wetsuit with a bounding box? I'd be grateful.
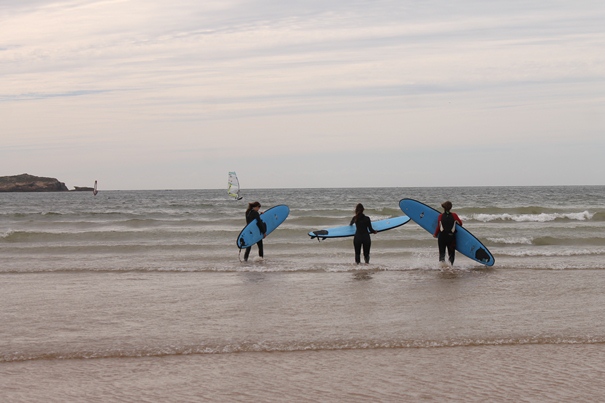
[433,200,463,265]
[350,203,377,264]
[244,201,266,261]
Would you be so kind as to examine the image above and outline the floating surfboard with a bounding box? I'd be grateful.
[399,198,495,266]
[309,215,411,240]
[237,205,290,249]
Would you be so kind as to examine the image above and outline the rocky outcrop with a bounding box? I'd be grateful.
[0,174,69,192]
[73,186,94,191]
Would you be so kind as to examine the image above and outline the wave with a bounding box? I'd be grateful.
[4,258,605,274]
[531,236,605,246]
[0,223,415,244]
[488,236,605,247]
[593,211,605,221]
[498,248,605,257]
[488,237,534,245]
[3,335,604,363]
[467,211,595,223]
[0,227,246,243]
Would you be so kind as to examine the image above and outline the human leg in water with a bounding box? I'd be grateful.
[438,233,457,264]
[437,233,448,262]
[257,240,264,259]
[446,237,456,265]
[362,238,371,264]
[353,238,362,264]
[244,240,264,261]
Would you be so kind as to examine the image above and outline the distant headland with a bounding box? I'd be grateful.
[0,174,69,192]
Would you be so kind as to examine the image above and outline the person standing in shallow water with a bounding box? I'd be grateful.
[433,200,463,265]
[244,201,266,261]
[350,203,377,264]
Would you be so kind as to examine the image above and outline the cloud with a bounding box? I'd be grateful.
[0,89,109,102]
[1,0,604,189]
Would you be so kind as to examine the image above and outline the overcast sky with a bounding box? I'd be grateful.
[2,0,604,190]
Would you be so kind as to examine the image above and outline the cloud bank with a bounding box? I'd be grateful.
[1,0,604,189]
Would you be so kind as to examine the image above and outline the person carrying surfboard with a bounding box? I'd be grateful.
[244,201,266,261]
[350,203,377,264]
[433,201,463,266]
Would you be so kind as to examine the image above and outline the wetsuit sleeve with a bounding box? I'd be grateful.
[350,217,355,226]
[453,213,463,226]
[255,214,266,234]
[367,216,376,233]
[248,210,265,234]
[433,213,443,237]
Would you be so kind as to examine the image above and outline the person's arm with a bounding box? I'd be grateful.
[251,211,265,234]
[433,214,442,237]
[367,216,377,234]
[453,213,463,226]
[255,217,264,233]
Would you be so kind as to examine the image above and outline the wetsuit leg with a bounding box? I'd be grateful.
[244,246,252,261]
[447,237,456,265]
[362,238,371,264]
[257,240,264,258]
[437,233,448,262]
[353,238,362,264]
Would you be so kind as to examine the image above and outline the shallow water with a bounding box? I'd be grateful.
[1,186,604,401]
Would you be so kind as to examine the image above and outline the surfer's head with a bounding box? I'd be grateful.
[441,201,453,212]
[246,201,261,214]
[355,203,364,215]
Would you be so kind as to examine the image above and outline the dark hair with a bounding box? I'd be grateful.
[353,203,364,223]
[246,201,261,214]
[441,201,453,212]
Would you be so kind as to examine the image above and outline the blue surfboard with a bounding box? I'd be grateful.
[309,215,411,240]
[399,199,495,266]
[237,205,290,249]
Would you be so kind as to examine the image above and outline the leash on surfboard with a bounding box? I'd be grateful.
[237,236,245,262]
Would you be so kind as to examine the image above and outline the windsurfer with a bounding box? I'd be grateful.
[228,172,243,200]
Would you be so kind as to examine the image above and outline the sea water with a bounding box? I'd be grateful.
[1,186,605,401]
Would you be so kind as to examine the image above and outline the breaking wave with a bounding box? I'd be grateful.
[468,211,594,223]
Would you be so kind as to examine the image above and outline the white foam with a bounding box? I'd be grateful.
[0,230,15,239]
[502,248,605,257]
[469,211,594,223]
[488,237,533,245]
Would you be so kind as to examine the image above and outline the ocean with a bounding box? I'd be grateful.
[1,186,605,402]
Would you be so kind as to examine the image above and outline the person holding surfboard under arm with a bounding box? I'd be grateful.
[350,203,377,264]
[433,201,463,266]
[244,201,266,261]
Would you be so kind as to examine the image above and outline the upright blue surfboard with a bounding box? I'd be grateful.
[399,198,495,266]
[309,215,410,240]
[236,205,290,249]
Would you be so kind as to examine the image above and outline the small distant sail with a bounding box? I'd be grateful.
[93,180,98,196]
[227,172,243,200]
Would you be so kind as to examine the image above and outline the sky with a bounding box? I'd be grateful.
[1,0,604,190]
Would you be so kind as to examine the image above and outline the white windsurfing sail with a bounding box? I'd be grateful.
[93,180,98,196]
[227,172,242,200]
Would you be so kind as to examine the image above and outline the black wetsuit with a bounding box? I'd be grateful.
[244,209,265,261]
[436,212,461,265]
[350,213,375,264]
